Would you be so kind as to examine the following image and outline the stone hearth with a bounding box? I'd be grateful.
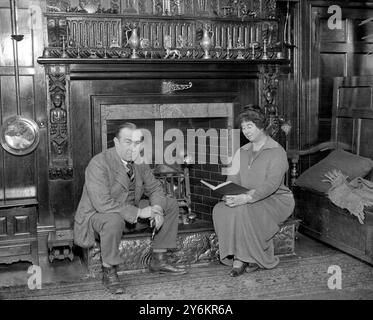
[83,219,299,278]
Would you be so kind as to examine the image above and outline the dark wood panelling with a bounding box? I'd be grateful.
[360,119,373,159]
[320,17,347,42]
[301,1,373,171]
[352,53,373,76]
[320,53,346,77]
[336,118,354,151]
[0,204,38,264]
[14,215,30,235]
[0,0,50,229]
[0,216,7,236]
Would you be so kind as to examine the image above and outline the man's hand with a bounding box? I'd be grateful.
[151,205,164,230]
[137,206,152,219]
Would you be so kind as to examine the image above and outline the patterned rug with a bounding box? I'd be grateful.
[1,252,372,300]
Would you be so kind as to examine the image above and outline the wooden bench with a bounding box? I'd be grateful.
[82,163,300,277]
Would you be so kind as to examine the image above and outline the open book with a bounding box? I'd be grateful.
[200,180,250,195]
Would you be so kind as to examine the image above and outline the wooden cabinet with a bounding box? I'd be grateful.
[0,201,39,265]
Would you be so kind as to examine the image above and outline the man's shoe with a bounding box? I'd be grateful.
[230,262,248,277]
[245,263,260,274]
[102,265,124,295]
[149,252,188,275]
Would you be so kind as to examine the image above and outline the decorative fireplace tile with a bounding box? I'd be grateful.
[83,219,299,278]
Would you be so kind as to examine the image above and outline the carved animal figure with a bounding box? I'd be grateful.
[163,35,181,59]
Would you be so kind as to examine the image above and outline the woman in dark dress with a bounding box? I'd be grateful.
[212,105,295,277]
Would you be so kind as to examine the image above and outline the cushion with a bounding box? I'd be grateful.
[295,150,373,194]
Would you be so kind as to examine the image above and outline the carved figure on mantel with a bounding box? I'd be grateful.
[164,35,181,59]
[50,93,68,156]
[140,38,150,58]
[50,93,67,124]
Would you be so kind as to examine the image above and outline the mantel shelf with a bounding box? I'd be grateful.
[44,12,279,23]
[37,57,290,65]
[37,57,290,80]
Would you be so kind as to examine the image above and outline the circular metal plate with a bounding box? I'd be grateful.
[0,115,40,156]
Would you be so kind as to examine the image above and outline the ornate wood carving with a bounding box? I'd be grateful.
[49,166,74,180]
[161,80,193,94]
[47,65,73,180]
[259,64,280,138]
[46,0,274,17]
[42,0,287,62]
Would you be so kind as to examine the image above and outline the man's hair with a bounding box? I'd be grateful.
[115,122,137,139]
[238,104,270,132]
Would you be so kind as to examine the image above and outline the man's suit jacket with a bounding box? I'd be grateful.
[74,147,166,248]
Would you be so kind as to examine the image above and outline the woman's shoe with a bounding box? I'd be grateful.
[229,262,248,277]
[245,263,259,273]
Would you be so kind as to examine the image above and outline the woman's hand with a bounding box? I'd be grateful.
[224,190,255,207]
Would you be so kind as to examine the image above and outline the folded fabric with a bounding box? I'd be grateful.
[295,150,373,193]
[324,170,373,224]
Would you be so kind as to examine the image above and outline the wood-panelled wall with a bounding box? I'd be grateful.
[0,0,51,229]
[1,0,372,237]
[301,0,373,149]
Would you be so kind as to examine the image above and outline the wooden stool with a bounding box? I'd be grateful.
[48,229,74,263]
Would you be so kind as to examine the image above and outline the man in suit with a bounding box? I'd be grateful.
[74,123,186,295]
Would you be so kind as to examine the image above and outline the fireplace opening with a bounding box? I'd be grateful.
[106,117,230,222]
[96,102,235,223]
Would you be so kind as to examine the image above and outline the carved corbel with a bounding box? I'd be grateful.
[46,65,73,179]
[259,64,280,138]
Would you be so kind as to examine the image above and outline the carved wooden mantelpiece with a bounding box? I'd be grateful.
[46,0,276,18]
[43,0,285,62]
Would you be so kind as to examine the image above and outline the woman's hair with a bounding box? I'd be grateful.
[237,104,270,132]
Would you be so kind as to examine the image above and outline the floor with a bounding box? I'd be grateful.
[0,233,370,293]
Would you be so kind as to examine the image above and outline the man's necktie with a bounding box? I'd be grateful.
[125,161,135,181]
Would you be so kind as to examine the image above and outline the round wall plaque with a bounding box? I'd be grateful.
[0,115,40,155]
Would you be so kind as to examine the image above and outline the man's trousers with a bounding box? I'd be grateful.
[90,197,179,266]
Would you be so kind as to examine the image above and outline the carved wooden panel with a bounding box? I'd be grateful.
[333,76,373,159]
[46,0,275,18]
[66,17,122,47]
[43,0,283,61]
[1,206,38,238]
[14,215,30,235]
[0,217,7,236]
[304,3,373,150]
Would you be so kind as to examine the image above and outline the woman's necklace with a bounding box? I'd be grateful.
[248,150,257,169]
[248,136,267,169]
